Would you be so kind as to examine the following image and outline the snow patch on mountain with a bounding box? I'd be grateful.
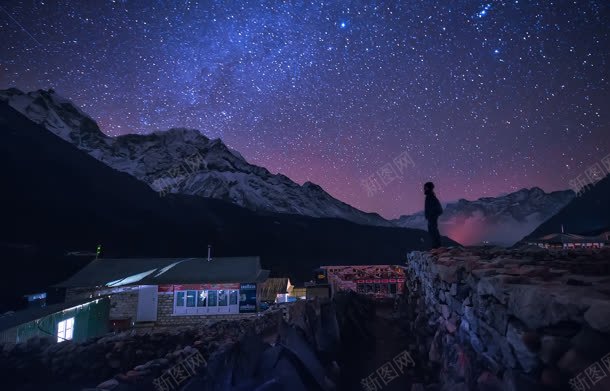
[392,187,575,246]
[1,88,391,226]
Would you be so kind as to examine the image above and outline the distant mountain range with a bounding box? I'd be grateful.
[0,88,586,249]
[0,88,390,227]
[393,187,575,246]
[0,96,458,307]
[522,174,610,241]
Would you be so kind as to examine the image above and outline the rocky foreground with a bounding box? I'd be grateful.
[3,246,610,391]
[0,296,363,391]
[404,246,610,391]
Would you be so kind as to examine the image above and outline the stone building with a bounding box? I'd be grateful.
[56,256,270,328]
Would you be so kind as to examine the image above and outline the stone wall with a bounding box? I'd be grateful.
[66,286,141,322]
[0,296,354,391]
[0,306,286,390]
[109,289,139,322]
[404,247,610,391]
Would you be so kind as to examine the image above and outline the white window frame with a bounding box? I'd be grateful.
[57,317,74,342]
[173,289,240,316]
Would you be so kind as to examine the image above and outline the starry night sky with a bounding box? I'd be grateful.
[1,1,609,218]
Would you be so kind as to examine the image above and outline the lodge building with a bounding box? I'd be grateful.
[56,256,270,328]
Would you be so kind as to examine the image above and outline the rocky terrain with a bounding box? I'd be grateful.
[524,173,610,241]
[3,246,610,390]
[404,246,610,390]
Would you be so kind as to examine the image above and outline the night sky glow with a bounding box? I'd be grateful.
[1,1,609,218]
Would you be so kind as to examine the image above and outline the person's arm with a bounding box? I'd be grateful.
[435,197,443,216]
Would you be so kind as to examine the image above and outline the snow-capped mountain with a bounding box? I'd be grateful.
[392,188,575,246]
[0,88,391,226]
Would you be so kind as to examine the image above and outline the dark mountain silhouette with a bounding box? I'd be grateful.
[522,174,610,241]
[0,101,457,310]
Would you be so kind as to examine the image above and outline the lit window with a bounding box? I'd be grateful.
[57,317,74,342]
[186,290,196,307]
[218,290,227,306]
[197,290,207,307]
[175,291,185,307]
[208,290,217,306]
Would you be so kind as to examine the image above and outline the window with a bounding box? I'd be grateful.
[208,290,217,306]
[186,290,197,307]
[173,288,240,315]
[229,290,238,305]
[197,291,207,307]
[218,290,227,306]
[175,291,185,307]
[57,317,74,342]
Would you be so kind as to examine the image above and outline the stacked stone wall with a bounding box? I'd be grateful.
[404,247,610,390]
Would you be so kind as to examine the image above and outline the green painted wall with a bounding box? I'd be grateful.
[16,298,110,343]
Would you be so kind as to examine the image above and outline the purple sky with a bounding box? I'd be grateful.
[2,1,609,217]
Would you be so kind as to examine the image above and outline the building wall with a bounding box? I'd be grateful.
[67,286,141,323]
[0,326,18,344]
[0,298,110,344]
[68,284,260,327]
[108,288,139,322]
[322,265,406,298]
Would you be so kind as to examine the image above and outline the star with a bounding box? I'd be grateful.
[0,0,606,218]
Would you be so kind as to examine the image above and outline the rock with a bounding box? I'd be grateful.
[96,378,119,389]
[584,300,610,333]
[477,371,502,391]
[279,322,329,391]
[429,330,443,363]
[506,321,539,372]
[540,367,562,388]
[450,283,457,296]
[507,285,583,329]
[501,369,539,391]
[539,335,570,365]
[570,326,610,360]
[445,319,457,334]
[557,348,589,374]
[441,305,451,319]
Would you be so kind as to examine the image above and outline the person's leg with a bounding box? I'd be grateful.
[428,219,441,248]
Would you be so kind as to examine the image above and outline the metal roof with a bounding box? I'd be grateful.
[0,297,106,333]
[55,257,269,288]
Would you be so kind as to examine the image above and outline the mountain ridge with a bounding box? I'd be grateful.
[393,187,575,246]
[0,98,458,307]
[0,88,391,227]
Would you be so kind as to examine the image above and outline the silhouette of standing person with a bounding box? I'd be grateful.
[424,182,443,249]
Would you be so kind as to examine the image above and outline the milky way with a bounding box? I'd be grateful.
[1,1,609,217]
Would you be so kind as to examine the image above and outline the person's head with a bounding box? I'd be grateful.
[424,181,435,195]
